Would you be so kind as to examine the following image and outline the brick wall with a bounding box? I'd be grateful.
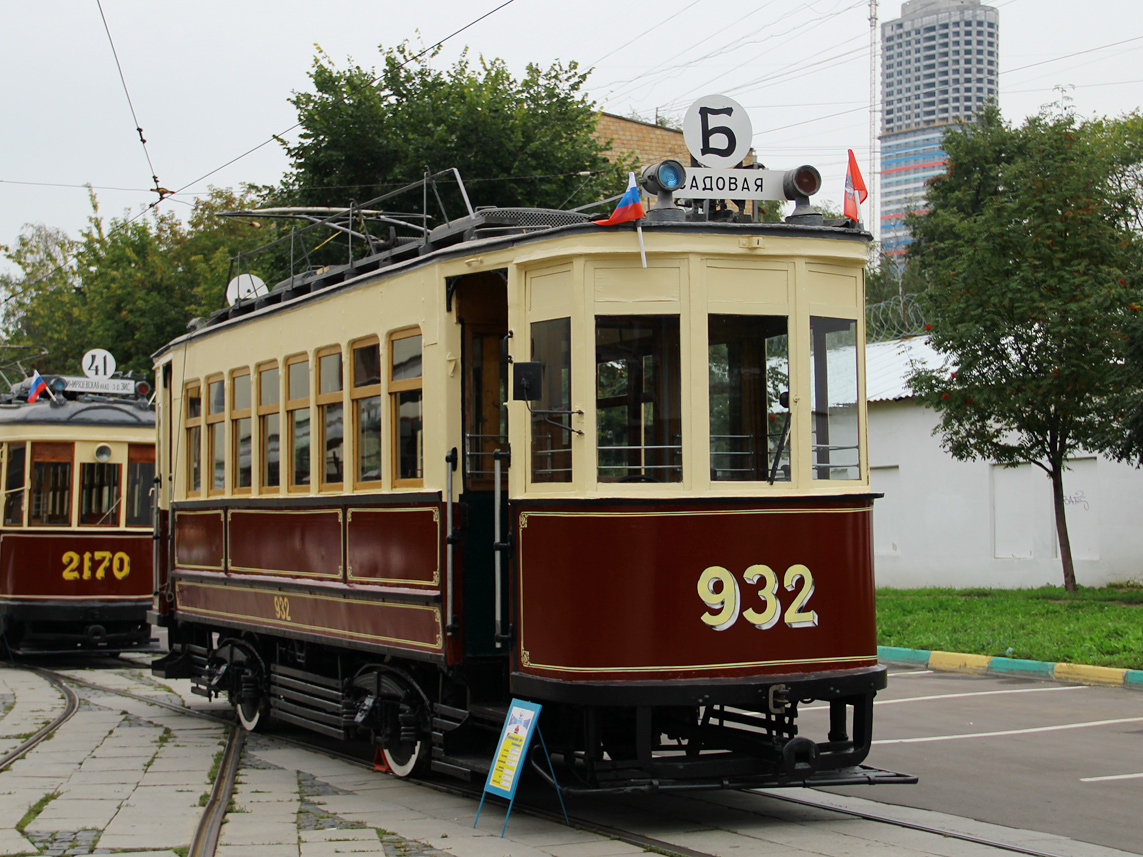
[594,113,689,169]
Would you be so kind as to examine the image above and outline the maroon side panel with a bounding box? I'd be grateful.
[174,577,443,654]
[0,532,153,601]
[346,506,440,587]
[228,509,342,579]
[174,510,225,571]
[514,498,877,682]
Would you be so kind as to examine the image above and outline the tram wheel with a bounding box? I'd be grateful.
[235,692,269,732]
[380,734,426,778]
[351,665,430,778]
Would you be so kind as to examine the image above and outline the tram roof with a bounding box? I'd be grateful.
[0,397,155,428]
[159,208,870,360]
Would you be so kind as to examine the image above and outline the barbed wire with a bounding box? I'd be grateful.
[867,293,928,342]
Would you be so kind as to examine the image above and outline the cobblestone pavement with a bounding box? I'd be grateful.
[0,660,1137,857]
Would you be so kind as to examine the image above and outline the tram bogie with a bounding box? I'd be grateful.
[151,165,911,791]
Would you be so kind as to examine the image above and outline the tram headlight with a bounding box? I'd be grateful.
[641,160,687,196]
[641,160,688,222]
[95,444,113,463]
[782,165,822,221]
[782,165,822,201]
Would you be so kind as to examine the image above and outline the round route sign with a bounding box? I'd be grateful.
[82,348,116,379]
[683,95,753,169]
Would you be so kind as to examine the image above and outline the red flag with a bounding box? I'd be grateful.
[844,149,868,222]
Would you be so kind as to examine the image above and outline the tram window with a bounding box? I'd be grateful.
[286,355,311,490]
[317,347,344,489]
[257,362,280,492]
[3,442,25,526]
[810,317,860,481]
[206,375,225,493]
[79,462,121,526]
[530,318,571,483]
[351,338,382,487]
[231,370,252,492]
[185,382,202,496]
[708,315,790,482]
[29,442,72,526]
[390,330,423,486]
[596,315,682,483]
[126,444,155,527]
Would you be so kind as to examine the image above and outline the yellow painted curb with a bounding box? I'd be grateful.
[1052,663,1127,687]
[929,651,992,673]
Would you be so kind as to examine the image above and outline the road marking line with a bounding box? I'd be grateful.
[875,716,1143,744]
[876,685,1089,705]
[1080,772,1143,782]
[887,669,933,676]
[802,685,1086,713]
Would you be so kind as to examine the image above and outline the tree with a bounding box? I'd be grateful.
[1,223,86,375]
[1,188,269,377]
[906,104,1143,592]
[275,45,635,216]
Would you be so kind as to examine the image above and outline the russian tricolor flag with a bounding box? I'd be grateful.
[593,172,645,225]
[27,370,49,403]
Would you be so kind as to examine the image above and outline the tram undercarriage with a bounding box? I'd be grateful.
[156,625,911,792]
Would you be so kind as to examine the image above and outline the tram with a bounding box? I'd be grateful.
[151,162,908,791]
[0,374,155,653]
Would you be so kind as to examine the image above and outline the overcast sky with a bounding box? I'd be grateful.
[2,0,1141,274]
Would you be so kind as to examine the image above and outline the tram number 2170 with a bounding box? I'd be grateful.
[62,551,131,581]
[697,564,818,632]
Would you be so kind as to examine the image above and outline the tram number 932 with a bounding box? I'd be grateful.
[697,564,818,631]
[62,551,131,581]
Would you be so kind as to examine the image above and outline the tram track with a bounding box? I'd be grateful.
[20,665,1100,857]
[0,666,80,772]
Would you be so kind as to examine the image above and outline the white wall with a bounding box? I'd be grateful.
[868,398,1143,589]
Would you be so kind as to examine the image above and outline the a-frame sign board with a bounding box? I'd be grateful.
[473,699,568,835]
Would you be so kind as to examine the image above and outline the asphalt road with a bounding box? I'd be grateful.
[810,664,1143,854]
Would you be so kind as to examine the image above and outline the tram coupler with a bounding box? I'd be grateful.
[768,683,790,714]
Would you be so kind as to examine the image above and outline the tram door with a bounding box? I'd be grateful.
[452,271,509,657]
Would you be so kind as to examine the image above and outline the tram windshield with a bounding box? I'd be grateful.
[810,317,859,481]
[596,315,682,483]
[708,315,790,482]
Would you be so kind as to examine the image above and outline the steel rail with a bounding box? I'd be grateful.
[188,725,244,857]
[754,790,1081,857]
[42,668,1086,857]
[0,665,80,771]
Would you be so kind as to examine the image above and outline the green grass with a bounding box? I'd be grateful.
[876,585,1143,670]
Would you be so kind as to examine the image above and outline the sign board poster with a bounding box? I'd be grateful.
[474,699,567,835]
[484,699,541,799]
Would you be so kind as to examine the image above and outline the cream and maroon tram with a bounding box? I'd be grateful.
[151,166,908,790]
[0,377,155,652]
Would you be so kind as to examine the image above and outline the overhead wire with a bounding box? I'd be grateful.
[130,0,519,223]
[95,0,168,201]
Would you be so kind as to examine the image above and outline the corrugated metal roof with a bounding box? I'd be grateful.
[866,337,947,402]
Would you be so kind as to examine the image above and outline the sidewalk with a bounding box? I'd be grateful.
[0,661,1139,857]
[878,645,1143,688]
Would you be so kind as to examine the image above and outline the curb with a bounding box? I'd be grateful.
[878,646,1143,690]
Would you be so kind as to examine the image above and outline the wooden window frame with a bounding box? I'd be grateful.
[316,345,345,492]
[350,336,382,490]
[256,360,281,494]
[205,374,226,496]
[29,441,74,527]
[3,442,26,527]
[389,328,423,489]
[285,353,311,493]
[230,368,252,495]
[185,381,203,498]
